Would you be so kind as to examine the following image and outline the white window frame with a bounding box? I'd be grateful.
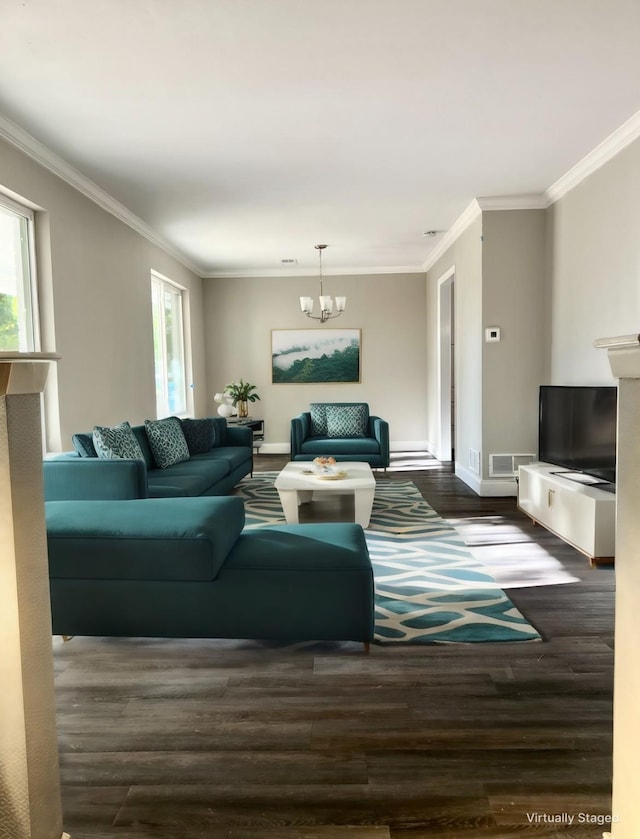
[151,270,192,418]
[0,192,40,352]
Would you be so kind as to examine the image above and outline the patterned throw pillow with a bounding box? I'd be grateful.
[72,432,98,458]
[326,404,369,438]
[310,403,328,435]
[144,417,191,469]
[180,418,216,454]
[93,421,145,461]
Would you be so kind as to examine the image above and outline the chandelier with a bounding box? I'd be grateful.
[299,244,346,324]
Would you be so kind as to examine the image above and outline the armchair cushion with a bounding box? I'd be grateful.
[297,436,381,456]
[326,404,368,438]
[310,403,328,435]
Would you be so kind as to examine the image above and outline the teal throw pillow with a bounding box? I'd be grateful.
[72,432,98,458]
[180,418,216,454]
[310,403,328,435]
[326,404,369,438]
[93,421,145,461]
[145,417,191,469]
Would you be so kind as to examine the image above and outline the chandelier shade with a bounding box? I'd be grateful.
[299,244,346,323]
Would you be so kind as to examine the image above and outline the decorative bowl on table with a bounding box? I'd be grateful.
[311,456,347,479]
[312,456,337,474]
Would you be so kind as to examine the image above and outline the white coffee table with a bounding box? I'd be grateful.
[274,461,376,527]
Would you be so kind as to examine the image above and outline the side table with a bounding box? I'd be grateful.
[226,417,264,453]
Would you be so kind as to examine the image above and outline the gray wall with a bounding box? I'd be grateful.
[203,272,428,450]
[426,210,547,493]
[549,137,640,383]
[481,210,547,475]
[0,137,206,449]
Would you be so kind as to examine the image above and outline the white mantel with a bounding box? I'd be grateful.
[594,334,640,839]
[0,351,60,393]
[0,352,69,839]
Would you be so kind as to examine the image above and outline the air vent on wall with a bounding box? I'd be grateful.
[468,448,481,475]
[489,453,536,478]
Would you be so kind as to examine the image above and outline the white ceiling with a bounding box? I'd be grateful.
[1,0,640,277]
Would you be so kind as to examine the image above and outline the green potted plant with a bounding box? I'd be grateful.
[224,378,260,418]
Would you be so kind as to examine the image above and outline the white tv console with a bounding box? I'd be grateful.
[517,462,615,566]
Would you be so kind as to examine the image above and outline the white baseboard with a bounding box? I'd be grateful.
[455,463,482,493]
[258,441,433,456]
[257,443,290,454]
[390,440,433,452]
[477,477,518,497]
[454,464,518,497]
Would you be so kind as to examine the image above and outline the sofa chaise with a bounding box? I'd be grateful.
[44,416,253,500]
[45,496,374,645]
[290,402,390,468]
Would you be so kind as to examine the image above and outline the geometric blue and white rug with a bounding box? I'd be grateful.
[235,474,542,645]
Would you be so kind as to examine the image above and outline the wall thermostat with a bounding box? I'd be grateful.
[485,327,501,342]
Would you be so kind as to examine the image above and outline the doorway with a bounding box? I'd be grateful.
[437,268,455,462]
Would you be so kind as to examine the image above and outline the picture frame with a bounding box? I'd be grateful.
[271,328,361,384]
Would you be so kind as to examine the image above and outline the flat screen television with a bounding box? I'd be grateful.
[538,385,618,485]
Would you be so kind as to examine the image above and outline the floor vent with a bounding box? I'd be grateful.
[489,453,535,478]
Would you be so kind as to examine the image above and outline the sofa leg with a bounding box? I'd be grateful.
[363,641,370,654]
[61,635,74,642]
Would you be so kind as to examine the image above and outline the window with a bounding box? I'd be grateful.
[151,272,188,417]
[0,195,38,352]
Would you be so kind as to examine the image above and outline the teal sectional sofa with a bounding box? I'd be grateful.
[46,496,374,644]
[44,417,253,500]
[290,402,390,468]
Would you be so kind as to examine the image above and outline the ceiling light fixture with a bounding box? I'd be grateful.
[299,244,346,324]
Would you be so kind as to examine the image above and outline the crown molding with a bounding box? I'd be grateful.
[421,110,640,275]
[546,108,640,203]
[476,193,549,210]
[203,264,426,279]
[423,193,551,273]
[423,199,482,273]
[0,113,203,277]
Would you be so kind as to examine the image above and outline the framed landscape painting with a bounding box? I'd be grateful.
[271,329,361,383]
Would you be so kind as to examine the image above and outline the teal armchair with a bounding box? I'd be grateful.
[290,402,390,468]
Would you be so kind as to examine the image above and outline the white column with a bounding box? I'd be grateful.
[595,334,640,839]
[0,353,68,839]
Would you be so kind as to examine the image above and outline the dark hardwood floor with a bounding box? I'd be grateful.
[55,454,615,838]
